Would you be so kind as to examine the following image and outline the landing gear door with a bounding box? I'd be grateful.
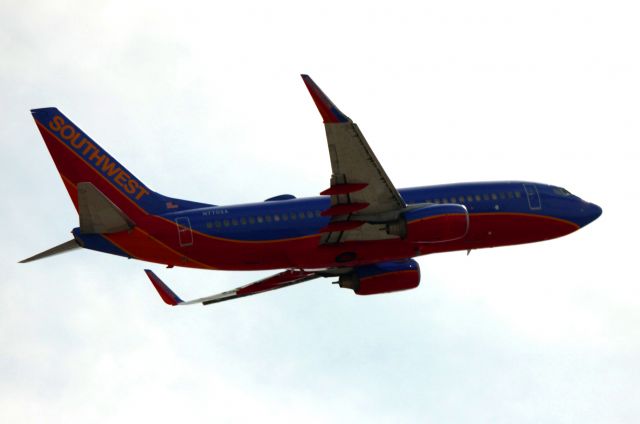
[523,184,542,210]
[175,217,194,247]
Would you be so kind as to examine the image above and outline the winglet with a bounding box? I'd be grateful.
[144,269,183,306]
[301,74,350,123]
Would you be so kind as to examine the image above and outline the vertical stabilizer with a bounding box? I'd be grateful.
[31,108,212,221]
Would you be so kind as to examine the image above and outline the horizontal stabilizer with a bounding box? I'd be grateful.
[144,269,321,306]
[19,239,80,263]
[78,182,134,233]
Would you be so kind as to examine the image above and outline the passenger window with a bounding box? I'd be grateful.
[281,213,288,221]
[232,218,238,226]
[458,196,465,203]
[499,192,506,200]
[223,219,230,227]
[515,191,522,199]
[483,194,490,201]
[241,217,247,225]
[249,217,256,224]
[257,216,264,223]
[315,210,321,217]
[290,212,297,220]
[206,222,213,229]
[475,194,481,202]
[273,214,280,222]
[299,211,305,219]
[491,193,498,200]
[265,215,272,223]
[467,195,473,202]
[507,192,514,199]
[215,221,221,228]
[307,211,314,218]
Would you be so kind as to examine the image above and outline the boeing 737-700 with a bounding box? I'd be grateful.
[21,75,602,306]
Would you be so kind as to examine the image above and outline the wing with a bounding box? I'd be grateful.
[145,269,321,306]
[302,75,406,244]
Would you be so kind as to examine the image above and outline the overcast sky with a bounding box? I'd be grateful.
[1,1,639,422]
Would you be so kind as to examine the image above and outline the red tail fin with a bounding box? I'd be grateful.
[31,108,211,221]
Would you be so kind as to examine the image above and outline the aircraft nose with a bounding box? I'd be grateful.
[579,202,602,227]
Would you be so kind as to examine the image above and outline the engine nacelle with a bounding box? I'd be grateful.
[388,204,469,243]
[339,259,420,295]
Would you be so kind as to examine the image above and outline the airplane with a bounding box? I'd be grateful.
[21,75,602,306]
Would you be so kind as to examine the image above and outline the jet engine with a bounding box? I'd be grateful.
[338,259,420,295]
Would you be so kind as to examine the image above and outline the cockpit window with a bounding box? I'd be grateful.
[553,187,572,197]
